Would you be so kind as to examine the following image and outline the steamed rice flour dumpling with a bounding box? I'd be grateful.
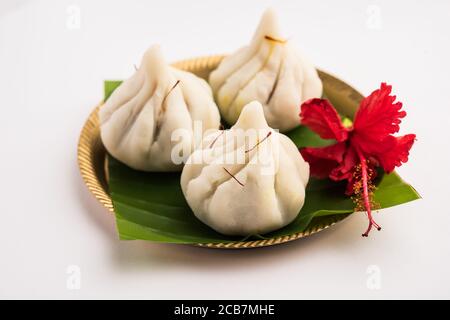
[100,45,221,172]
[209,8,323,132]
[181,101,310,236]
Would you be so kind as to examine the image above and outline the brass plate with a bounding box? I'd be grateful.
[77,55,363,249]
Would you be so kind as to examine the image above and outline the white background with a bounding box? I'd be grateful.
[0,0,449,299]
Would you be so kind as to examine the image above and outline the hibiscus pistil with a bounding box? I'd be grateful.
[355,150,381,236]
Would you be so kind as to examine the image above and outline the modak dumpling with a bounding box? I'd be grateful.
[100,45,221,171]
[209,8,322,132]
[180,101,310,236]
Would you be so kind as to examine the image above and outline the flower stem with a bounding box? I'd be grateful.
[356,149,381,237]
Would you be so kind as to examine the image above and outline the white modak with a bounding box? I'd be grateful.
[100,45,221,171]
[181,101,310,236]
[209,8,322,132]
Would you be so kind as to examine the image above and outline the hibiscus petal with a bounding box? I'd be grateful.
[378,134,416,173]
[300,98,349,142]
[351,133,397,158]
[300,142,347,178]
[353,83,406,141]
[330,145,358,182]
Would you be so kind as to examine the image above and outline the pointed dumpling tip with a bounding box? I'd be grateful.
[140,44,169,76]
[253,8,282,41]
[233,101,269,130]
[262,7,277,22]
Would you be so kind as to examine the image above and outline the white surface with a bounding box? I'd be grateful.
[0,0,448,299]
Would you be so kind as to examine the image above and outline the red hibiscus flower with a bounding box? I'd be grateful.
[300,83,415,237]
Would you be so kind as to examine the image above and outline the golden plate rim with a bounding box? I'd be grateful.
[77,55,362,249]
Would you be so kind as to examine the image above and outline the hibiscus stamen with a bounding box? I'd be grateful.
[209,131,225,148]
[223,167,244,187]
[161,80,181,110]
[355,149,381,237]
[245,131,272,153]
[264,35,287,44]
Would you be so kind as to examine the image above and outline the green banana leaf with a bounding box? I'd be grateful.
[104,80,420,244]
